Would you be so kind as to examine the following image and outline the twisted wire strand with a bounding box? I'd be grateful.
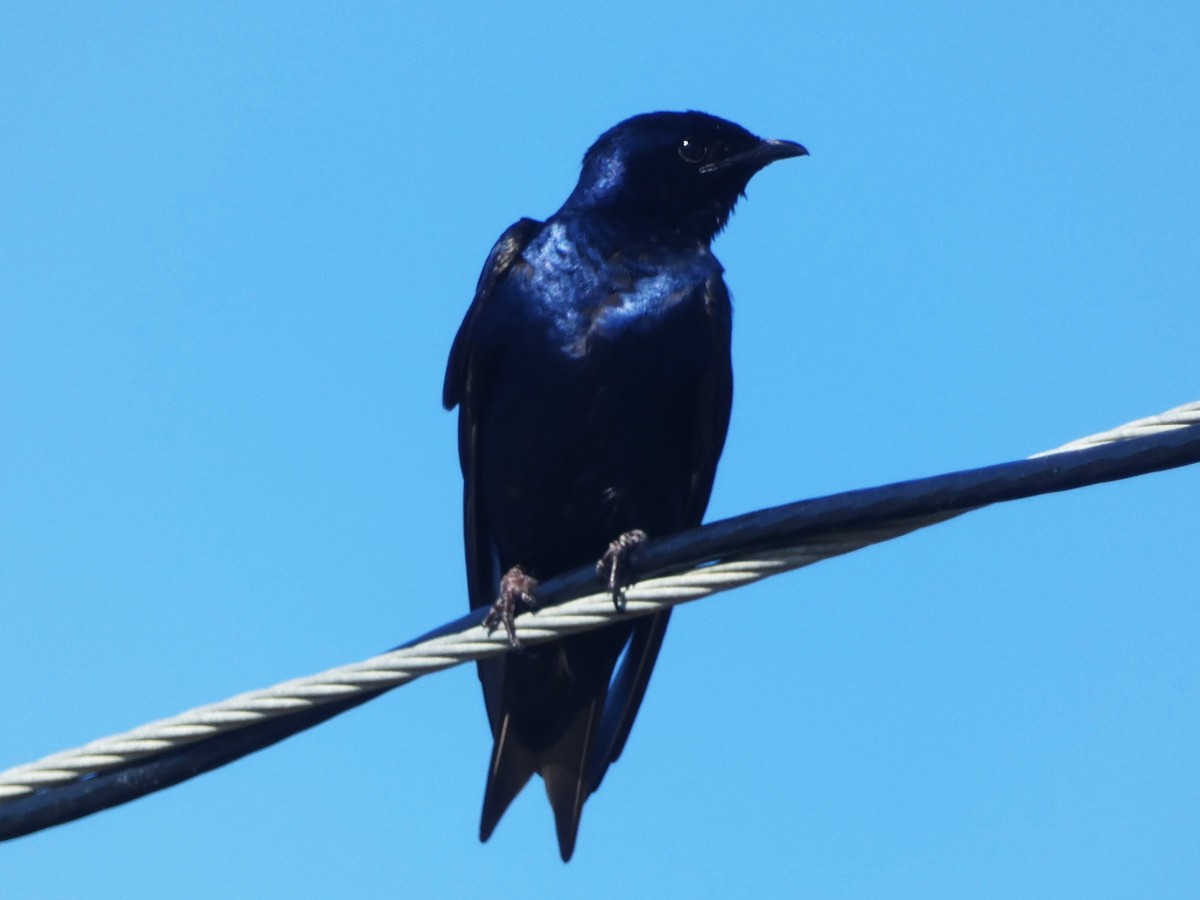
[1030,401,1200,455]
[0,536,904,798]
[1,401,1197,816]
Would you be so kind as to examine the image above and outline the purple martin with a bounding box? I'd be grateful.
[443,111,806,860]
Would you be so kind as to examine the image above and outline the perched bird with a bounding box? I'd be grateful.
[443,111,805,860]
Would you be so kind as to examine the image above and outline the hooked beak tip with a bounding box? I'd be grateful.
[764,138,809,160]
[699,137,809,174]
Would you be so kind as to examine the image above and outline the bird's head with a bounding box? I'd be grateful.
[563,110,807,244]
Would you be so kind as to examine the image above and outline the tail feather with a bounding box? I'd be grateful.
[540,696,605,862]
[587,610,671,793]
[481,614,667,861]
[479,715,537,843]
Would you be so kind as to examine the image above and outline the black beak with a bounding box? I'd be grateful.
[700,138,809,174]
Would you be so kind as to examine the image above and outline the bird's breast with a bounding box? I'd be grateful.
[516,240,719,363]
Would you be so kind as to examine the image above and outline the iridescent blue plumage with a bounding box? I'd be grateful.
[443,111,805,860]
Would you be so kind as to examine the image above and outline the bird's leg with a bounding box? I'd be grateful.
[596,528,648,611]
[484,565,539,648]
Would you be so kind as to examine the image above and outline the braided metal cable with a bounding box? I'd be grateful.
[1,400,1197,832]
[0,524,930,800]
[1033,400,1200,455]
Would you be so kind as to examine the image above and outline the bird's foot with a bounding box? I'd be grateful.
[596,529,648,610]
[484,566,539,648]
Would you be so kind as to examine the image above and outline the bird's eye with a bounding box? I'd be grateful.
[677,137,707,164]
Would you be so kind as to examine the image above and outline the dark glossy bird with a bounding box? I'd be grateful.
[443,110,805,861]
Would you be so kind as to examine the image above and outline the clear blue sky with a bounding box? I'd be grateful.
[3,2,1197,897]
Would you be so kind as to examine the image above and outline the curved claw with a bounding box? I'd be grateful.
[596,529,648,610]
[483,566,539,647]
